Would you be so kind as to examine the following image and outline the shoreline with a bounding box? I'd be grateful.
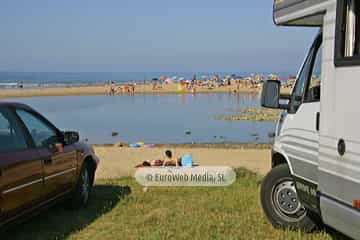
[0,83,263,99]
[92,142,272,149]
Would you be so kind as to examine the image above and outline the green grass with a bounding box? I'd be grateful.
[2,169,334,240]
[214,108,281,122]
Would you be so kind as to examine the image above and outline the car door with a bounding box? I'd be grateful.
[15,108,77,200]
[279,35,322,188]
[0,107,43,221]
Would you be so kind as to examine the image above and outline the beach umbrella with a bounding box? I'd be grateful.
[178,77,185,81]
[152,78,159,82]
[159,76,167,81]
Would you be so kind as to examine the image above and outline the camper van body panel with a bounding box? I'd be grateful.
[277,102,320,184]
[274,0,330,26]
[318,0,360,236]
[270,0,360,237]
[320,196,360,240]
[319,61,360,200]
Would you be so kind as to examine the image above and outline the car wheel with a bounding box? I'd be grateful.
[260,164,317,232]
[71,162,91,208]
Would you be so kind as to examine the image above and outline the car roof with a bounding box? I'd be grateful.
[0,101,32,110]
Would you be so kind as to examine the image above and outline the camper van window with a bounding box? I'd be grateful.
[293,51,313,99]
[305,46,322,102]
[335,0,360,66]
[290,46,316,111]
[289,35,322,113]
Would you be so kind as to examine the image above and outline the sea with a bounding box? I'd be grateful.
[0,72,281,144]
[0,72,292,89]
[9,93,277,144]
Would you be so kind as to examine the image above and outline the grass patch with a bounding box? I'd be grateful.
[215,108,281,122]
[2,168,333,240]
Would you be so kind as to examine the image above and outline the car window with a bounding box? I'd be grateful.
[0,108,28,153]
[292,48,315,99]
[305,45,322,102]
[16,109,59,148]
[289,36,321,112]
[344,0,360,57]
[289,46,316,113]
[335,0,360,66]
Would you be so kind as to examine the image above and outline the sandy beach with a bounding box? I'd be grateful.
[93,144,271,179]
[0,82,262,99]
[0,82,293,99]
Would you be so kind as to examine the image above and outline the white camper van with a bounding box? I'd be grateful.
[260,0,360,239]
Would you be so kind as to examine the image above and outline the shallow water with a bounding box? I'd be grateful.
[9,93,276,144]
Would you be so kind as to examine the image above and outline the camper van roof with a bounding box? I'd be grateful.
[273,0,328,26]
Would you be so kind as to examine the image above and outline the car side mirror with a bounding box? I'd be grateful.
[261,80,281,108]
[63,131,80,145]
[261,80,289,110]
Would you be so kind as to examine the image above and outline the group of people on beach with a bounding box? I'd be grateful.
[136,150,183,168]
[108,81,136,95]
[106,73,295,96]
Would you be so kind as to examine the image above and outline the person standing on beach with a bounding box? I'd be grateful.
[192,74,196,86]
[109,81,116,95]
[131,83,135,95]
[236,79,240,92]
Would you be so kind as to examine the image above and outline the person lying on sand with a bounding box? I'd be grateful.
[162,150,180,167]
[135,150,181,168]
[136,159,163,167]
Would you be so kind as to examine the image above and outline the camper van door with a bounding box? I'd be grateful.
[279,35,322,188]
[318,0,360,237]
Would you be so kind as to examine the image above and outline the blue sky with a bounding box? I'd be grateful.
[0,0,317,73]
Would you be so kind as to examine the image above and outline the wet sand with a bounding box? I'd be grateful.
[93,144,272,179]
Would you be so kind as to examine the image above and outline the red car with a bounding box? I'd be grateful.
[0,102,99,226]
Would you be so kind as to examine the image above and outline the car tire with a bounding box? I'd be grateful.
[260,164,317,232]
[71,162,91,209]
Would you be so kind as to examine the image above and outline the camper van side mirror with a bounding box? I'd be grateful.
[261,80,282,109]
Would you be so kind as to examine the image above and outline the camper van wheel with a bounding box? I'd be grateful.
[260,164,317,232]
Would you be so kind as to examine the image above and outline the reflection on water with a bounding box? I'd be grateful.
[10,93,275,144]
